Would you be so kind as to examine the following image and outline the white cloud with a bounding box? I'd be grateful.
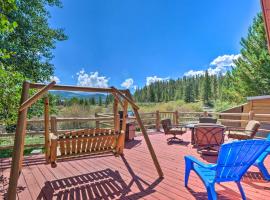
[184,54,241,77]
[49,76,60,84]
[121,78,134,89]
[210,54,241,67]
[76,69,109,88]
[146,76,169,86]
[184,70,204,77]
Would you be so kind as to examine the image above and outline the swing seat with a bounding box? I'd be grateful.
[49,128,124,167]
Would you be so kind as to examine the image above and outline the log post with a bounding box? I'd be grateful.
[50,116,57,134]
[49,133,58,168]
[44,96,50,163]
[115,114,120,132]
[175,110,179,125]
[113,97,119,131]
[7,81,30,200]
[95,113,100,128]
[125,90,163,177]
[249,111,255,120]
[156,111,160,131]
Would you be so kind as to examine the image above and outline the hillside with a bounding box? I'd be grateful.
[50,91,107,100]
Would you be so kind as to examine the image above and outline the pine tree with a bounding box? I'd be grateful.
[98,96,102,106]
[91,97,96,105]
[184,81,194,103]
[230,13,270,102]
[203,70,212,106]
[212,75,218,101]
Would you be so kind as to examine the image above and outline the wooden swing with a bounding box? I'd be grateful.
[7,81,163,200]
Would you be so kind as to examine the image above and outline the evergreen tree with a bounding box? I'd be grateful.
[79,98,84,105]
[98,96,102,106]
[184,81,194,103]
[212,75,218,101]
[230,13,270,102]
[91,97,96,105]
[203,70,212,105]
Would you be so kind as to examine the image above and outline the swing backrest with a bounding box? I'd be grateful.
[59,128,120,156]
[50,128,121,163]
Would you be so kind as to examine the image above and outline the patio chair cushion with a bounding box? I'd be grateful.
[228,120,260,140]
[246,120,260,132]
[228,131,252,137]
[170,128,186,134]
[161,119,186,136]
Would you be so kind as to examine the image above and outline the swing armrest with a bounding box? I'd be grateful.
[49,132,58,141]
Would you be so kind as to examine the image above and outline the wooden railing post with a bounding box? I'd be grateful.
[115,114,120,132]
[249,111,255,120]
[95,113,100,128]
[156,111,160,131]
[172,112,176,125]
[44,97,50,163]
[113,97,119,131]
[50,116,57,134]
[175,110,179,125]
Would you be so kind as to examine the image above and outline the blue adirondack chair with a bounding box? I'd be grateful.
[253,134,270,181]
[184,139,270,200]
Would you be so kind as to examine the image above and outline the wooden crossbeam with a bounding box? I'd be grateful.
[110,87,139,110]
[29,82,128,93]
[19,81,56,111]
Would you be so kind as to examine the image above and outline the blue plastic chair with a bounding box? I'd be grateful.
[184,139,270,200]
[253,134,270,181]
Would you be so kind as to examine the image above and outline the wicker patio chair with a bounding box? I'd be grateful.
[161,119,187,141]
[194,124,226,155]
[227,120,260,140]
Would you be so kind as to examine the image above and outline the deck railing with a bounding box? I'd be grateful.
[0,115,114,150]
[1,110,270,150]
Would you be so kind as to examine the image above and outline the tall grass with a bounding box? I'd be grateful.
[58,104,113,129]
[137,100,203,113]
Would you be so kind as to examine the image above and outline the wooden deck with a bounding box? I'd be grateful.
[0,132,270,200]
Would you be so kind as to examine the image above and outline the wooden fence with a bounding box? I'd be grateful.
[1,110,270,150]
[0,115,114,150]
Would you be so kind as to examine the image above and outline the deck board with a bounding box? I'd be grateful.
[0,132,270,199]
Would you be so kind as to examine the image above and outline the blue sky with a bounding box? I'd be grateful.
[48,0,261,90]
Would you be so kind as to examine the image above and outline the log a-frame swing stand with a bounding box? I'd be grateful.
[6,81,163,200]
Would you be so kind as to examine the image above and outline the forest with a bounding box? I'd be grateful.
[134,71,224,106]
[134,14,270,109]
